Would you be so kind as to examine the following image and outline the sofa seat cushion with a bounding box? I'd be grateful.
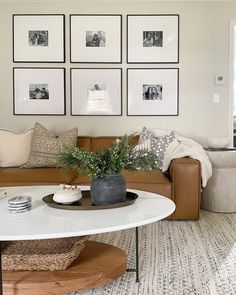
[0,168,77,187]
[72,169,170,188]
[122,169,170,184]
[123,170,172,198]
[71,170,170,185]
[127,182,172,198]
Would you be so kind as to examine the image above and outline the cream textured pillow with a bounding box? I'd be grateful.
[22,122,78,168]
[0,128,34,167]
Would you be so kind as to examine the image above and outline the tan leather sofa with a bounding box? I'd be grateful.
[0,136,201,220]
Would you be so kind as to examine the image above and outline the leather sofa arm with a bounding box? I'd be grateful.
[169,157,201,220]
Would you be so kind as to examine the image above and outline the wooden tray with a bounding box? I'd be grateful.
[42,190,138,210]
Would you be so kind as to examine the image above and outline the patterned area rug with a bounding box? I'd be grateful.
[66,210,236,295]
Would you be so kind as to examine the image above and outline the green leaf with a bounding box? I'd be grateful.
[58,134,159,178]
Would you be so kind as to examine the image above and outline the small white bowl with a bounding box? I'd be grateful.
[207,137,230,149]
[53,187,82,204]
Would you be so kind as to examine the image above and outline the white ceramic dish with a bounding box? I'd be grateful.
[53,186,82,204]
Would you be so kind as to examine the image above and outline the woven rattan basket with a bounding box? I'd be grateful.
[2,236,86,271]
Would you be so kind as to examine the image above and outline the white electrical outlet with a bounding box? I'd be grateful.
[213,94,220,103]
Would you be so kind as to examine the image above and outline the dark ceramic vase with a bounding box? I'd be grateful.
[90,174,126,205]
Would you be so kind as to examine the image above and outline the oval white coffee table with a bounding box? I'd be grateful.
[0,185,175,295]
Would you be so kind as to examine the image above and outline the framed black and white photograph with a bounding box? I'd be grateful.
[13,14,65,62]
[71,68,122,115]
[70,15,122,63]
[127,68,179,116]
[13,68,65,115]
[127,14,179,63]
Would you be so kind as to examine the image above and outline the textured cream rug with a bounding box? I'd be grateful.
[66,210,236,295]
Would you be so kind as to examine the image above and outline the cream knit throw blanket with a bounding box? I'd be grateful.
[137,128,212,187]
[162,135,212,187]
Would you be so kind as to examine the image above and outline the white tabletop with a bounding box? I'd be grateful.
[0,185,175,241]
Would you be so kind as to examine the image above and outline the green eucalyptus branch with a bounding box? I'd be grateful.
[58,134,158,178]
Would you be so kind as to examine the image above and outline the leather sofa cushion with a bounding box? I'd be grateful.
[124,170,172,199]
[71,169,171,199]
[71,169,170,186]
[91,136,139,152]
[127,182,172,199]
[0,168,77,187]
[122,169,170,184]
[71,173,91,185]
[76,137,92,151]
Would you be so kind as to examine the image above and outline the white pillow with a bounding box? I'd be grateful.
[0,128,34,167]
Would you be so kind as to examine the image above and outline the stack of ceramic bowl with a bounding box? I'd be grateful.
[8,196,32,213]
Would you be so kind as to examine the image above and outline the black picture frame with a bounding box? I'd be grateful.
[127,14,179,64]
[127,68,179,116]
[70,14,122,63]
[13,14,65,63]
[70,68,122,116]
[13,67,66,116]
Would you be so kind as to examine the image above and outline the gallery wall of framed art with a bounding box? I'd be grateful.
[71,68,122,116]
[127,14,179,64]
[70,14,122,63]
[12,13,180,117]
[13,68,66,115]
[13,14,65,63]
[127,68,179,116]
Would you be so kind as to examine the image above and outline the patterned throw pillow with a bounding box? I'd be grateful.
[22,122,78,168]
[134,138,152,153]
[139,127,176,169]
[138,126,153,143]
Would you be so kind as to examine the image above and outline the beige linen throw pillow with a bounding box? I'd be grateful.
[22,122,78,168]
[0,128,34,167]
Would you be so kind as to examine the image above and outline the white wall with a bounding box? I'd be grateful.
[0,1,235,144]
[233,25,236,117]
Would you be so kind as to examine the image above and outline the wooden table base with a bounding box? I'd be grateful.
[3,240,127,295]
